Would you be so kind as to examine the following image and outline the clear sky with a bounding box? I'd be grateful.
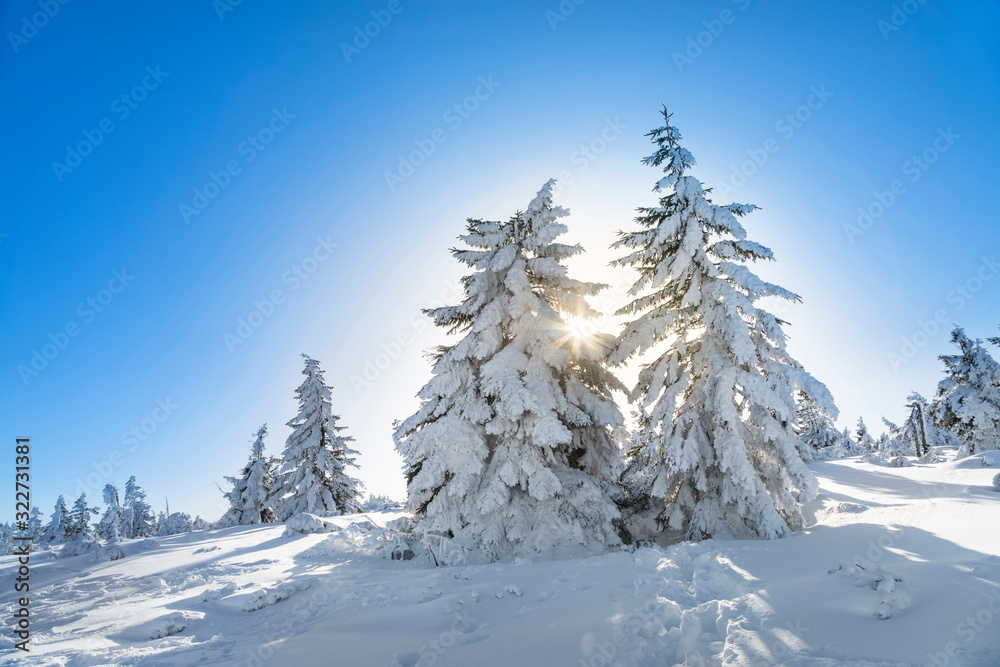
[3,1,998,520]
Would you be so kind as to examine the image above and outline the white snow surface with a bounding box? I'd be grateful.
[2,455,999,666]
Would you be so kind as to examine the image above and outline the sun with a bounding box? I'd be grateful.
[559,316,602,355]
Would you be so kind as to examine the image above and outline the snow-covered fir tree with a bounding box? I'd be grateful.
[828,426,863,458]
[0,524,12,556]
[855,418,877,454]
[120,476,155,539]
[67,492,99,542]
[156,512,206,535]
[889,393,938,461]
[395,180,626,563]
[363,494,403,512]
[97,483,124,542]
[26,506,45,542]
[795,392,843,460]
[43,495,70,543]
[60,499,101,558]
[873,420,911,466]
[272,355,363,520]
[608,108,836,540]
[219,424,278,527]
[931,327,1000,456]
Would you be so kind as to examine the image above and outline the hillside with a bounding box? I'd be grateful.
[2,453,999,666]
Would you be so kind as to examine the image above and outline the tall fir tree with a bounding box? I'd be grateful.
[895,393,935,460]
[219,424,278,527]
[608,108,836,540]
[272,356,363,519]
[43,495,70,543]
[120,476,155,539]
[395,180,625,564]
[97,483,124,542]
[932,327,1000,456]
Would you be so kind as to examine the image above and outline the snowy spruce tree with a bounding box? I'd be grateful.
[828,426,863,458]
[61,496,101,558]
[67,493,99,542]
[932,327,1000,456]
[272,355,363,520]
[395,180,625,564]
[855,418,877,454]
[219,424,278,527]
[120,476,154,539]
[794,392,843,460]
[97,483,124,542]
[876,419,912,466]
[43,496,70,544]
[892,393,938,461]
[608,108,836,540]
[26,506,45,542]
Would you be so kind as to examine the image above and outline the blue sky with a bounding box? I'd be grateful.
[2,0,998,520]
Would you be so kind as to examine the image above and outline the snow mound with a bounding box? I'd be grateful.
[118,610,204,641]
[993,472,1000,491]
[201,581,241,602]
[297,519,418,561]
[96,542,128,562]
[829,562,913,620]
[887,454,912,468]
[243,580,311,611]
[282,512,342,536]
[950,450,1000,469]
[58,534,102,559]
[194,545,221,554]
[830,502,868,514]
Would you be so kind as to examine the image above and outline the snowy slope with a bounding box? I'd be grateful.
[2,453,999,667]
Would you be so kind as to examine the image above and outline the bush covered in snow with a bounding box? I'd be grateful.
[282,512,341,536]
[362,494,402,512]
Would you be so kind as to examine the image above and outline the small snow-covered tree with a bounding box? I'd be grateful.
[795,392,842,460]
[43,496,70,544]
[608,108,836,540]
[66,492,99,542]
[272,356,363,520]
[888,394,938,461]
[97,484,124,542]
[932,328,1000,456]
[61,498,101,558]
[26,506,45,542]
[0,524,12,556]
[157,512,196,535]
[855,418,877,454]
[219,424,278,527]
[827,427,863,458]
[363,494,402,512]
[395,180,626,563]
[120,476,154,539]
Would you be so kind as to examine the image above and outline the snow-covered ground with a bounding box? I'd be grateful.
[2,453,999,667]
